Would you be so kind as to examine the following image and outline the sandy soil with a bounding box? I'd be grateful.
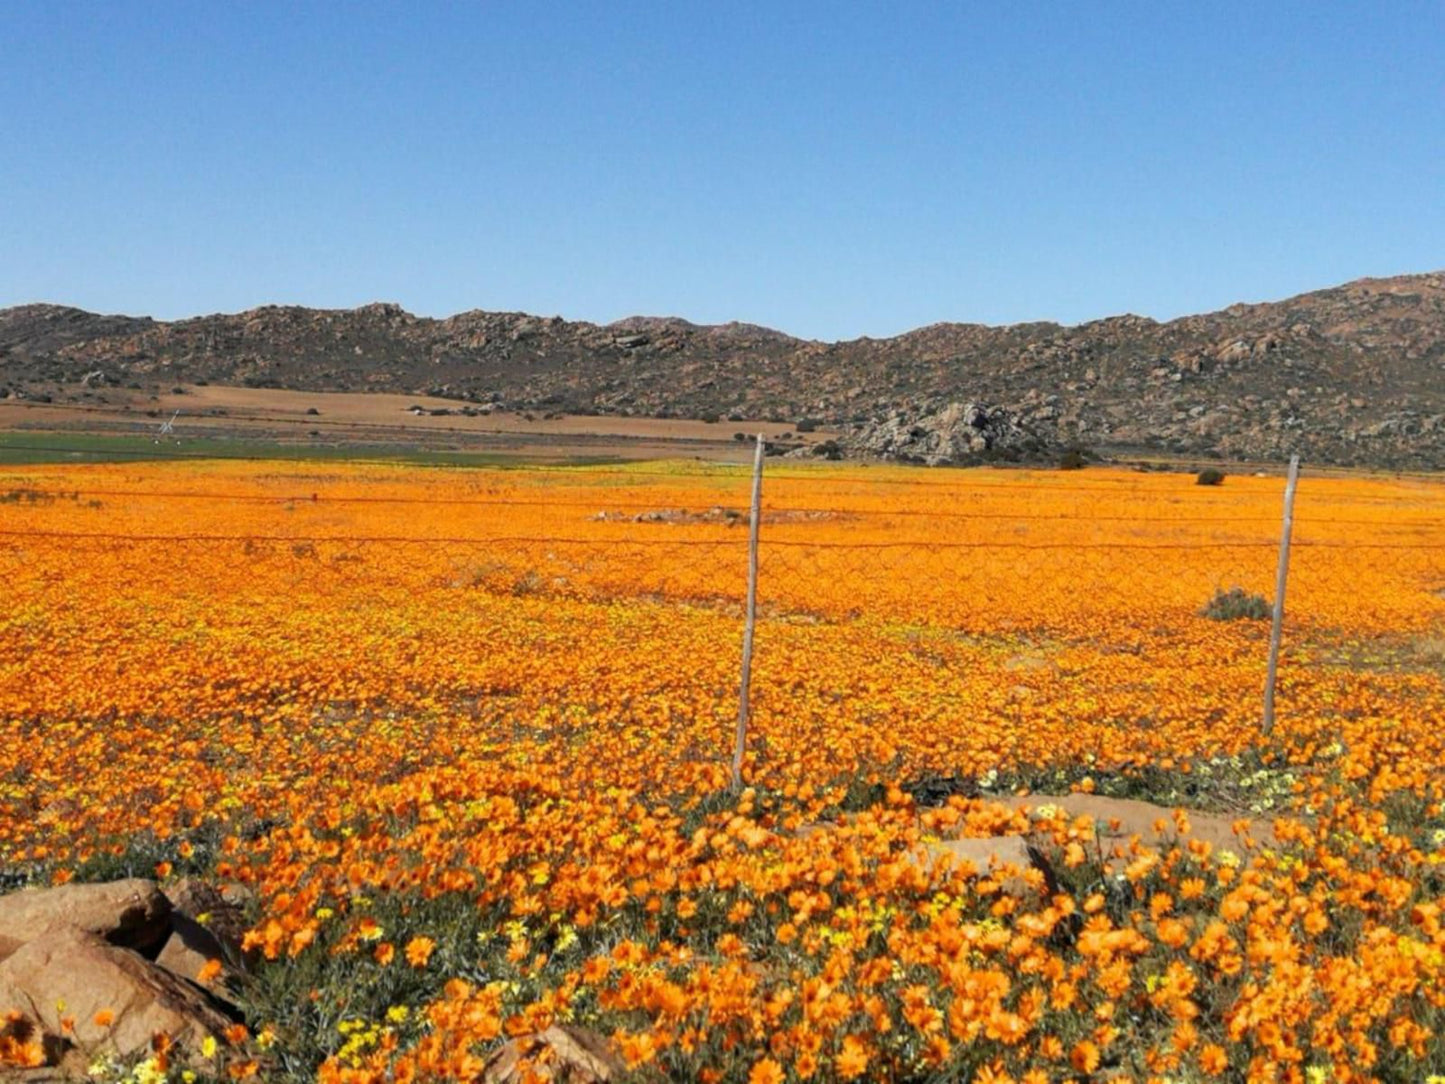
[0,385,836,462]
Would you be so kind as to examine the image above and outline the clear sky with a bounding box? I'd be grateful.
[2,2,1442,340]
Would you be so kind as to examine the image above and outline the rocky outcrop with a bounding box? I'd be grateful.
[842,400,1050,465]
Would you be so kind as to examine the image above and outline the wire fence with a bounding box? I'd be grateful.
[3,448,1445,779]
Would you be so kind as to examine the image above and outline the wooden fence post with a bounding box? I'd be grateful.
[732,434,765,790]
[1262,454,1301,736]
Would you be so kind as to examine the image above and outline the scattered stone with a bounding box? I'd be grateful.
[786,437,842,460]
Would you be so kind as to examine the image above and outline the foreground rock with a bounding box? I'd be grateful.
[0,878,246,1076]
[481,1025,625,1083]
[0,928,232,1059]
[0,880,171,957]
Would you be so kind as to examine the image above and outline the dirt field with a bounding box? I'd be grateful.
[0,384,835,463]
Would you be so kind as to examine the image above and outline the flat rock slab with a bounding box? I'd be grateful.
[0,880,170,956]
[0,927,231,1060]
[999,793,1272,859]
[909,835,1051,895]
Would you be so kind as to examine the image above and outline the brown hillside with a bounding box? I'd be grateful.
[3,272,1444,467]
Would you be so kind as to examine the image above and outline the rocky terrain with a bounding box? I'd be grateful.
[3,271,1444,467]
[836,401,1052,466]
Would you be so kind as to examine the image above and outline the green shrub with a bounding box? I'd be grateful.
[1197,468,1226,486]
[1202,586,1270,621]
[1059,449,1088,470]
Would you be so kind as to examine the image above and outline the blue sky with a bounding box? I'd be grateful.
[2,2,1441,340]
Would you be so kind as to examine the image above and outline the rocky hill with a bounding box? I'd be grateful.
[3,271,1445,467]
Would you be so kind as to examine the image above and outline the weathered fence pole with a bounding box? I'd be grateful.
[1262,454,1301,736]
[732,434,765,790]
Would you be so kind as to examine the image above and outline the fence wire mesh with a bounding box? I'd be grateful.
[3,456,1444,789]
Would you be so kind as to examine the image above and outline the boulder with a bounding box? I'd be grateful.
[0,927,231,1060]
[844,400,1049,466]
[481,1025,624,1083]
[0,880,170,956]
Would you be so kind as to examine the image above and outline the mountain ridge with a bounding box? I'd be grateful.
[4,271,1445,468]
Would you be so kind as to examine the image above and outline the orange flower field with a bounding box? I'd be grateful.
[2,457,1445,1083]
